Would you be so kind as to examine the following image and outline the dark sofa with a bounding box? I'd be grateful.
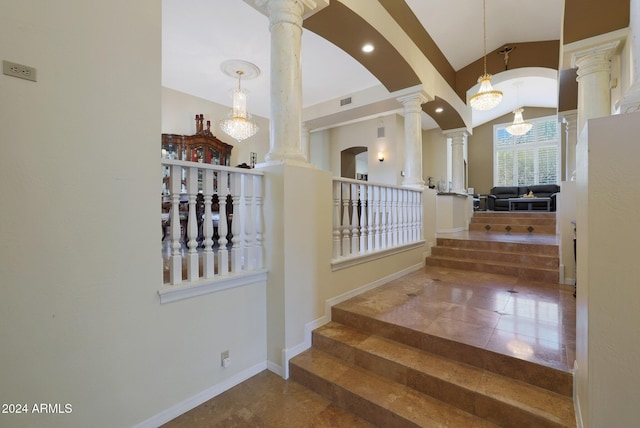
[488,184,560,211]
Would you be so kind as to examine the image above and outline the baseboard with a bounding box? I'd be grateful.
[133,361,267,428]
[280,262,425,381]
[325,261,425,319]
[573,360,584,428]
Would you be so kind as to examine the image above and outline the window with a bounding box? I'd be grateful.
[494,115,560,186]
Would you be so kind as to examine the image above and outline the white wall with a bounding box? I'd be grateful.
[422,128,448,188]
[575,111,640,427]
[0,2,267,427]
[162,87,270,167]
[309,129,332,170]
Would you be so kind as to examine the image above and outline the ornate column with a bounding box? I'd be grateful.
[398,91,430,188]
[572,41,620,137]
[561,110,578,181]
[301,122,310,162]
[619,0,640,113]
[259,0,309,164]
[443,128,468,194]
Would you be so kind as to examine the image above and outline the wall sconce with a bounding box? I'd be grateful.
[378,152,384,162]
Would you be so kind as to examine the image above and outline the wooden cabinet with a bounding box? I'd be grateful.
[161,115,234,195]
[161,114,233,166]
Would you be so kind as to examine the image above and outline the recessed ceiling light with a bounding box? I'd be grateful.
[435,107,444,113]
[362,44,374,53]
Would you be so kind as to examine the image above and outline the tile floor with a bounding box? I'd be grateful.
[162,265,575,427]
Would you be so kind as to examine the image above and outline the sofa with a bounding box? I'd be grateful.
[487,184,560,211]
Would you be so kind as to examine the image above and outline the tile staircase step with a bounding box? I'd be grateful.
[474,212,556,219]
[296,321,576,428]
[329,308,572,397]
[425,256,559,283]
[431,246,559,268]
[470,217,557,226]
[290,347,502,428]
[436,238,558,256]
[469,223,556,234]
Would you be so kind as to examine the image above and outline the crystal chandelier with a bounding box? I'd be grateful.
[469,0,503,111]
[506,83,532,136]
[219,60,260,142]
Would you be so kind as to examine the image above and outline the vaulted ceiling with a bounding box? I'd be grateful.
[162,0,629,132]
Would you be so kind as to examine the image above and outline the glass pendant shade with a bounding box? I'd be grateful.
[220,85,258,142]
[506,108,533,136]
[469,74,503,111]
[219,60,260,143]
[469,0,502,111]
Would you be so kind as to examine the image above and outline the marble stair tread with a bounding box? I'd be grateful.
[436,238,558,254]
[470,217,557,225]
[426,255,559,274]
[431,247,559,267]
[290,347,501,428]
[468,224,556,234]
[311,322,576,428]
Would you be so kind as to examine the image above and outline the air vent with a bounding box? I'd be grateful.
[340,97,352,106]
[377,125,385,138]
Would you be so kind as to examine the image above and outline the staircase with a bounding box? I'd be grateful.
[427,212,560,283]
[290,306,575,427]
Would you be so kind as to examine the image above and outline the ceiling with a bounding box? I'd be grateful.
[162,0,565,131]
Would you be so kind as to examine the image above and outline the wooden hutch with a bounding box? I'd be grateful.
[162,114,233,166]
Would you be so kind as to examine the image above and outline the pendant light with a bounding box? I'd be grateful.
[469,0,503,111]
[219,60,260,142]
[506,82,532,136]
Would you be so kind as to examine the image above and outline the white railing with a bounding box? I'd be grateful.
[332,178,423,263]
[161,159,264,286]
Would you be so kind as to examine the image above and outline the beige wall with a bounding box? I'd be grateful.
[162,87,270,167]
[0,3,267,427]
[575,111,640,428]
[467,107,558,194]
[422,128,448,187]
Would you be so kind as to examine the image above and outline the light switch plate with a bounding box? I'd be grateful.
[3,60,37,82]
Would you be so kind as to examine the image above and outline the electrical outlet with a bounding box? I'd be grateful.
[3,60,37,82]
[221,350,230,368]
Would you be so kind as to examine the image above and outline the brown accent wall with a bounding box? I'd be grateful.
[378,0,456,88]
[303,1,421,93]
[563,0,629,45]
[455,41,560,101]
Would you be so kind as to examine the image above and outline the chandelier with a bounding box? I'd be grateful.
[219,60,260,142]
[506,82,532,136]
[469,0,503,111]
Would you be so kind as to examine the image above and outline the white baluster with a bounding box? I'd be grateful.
[359,183,367,254]
[186,166,199,282]
[366,184,374,253]
[244,174,255,271]
[401,189,408,245]
[230,173,243,271]
[373,185,381,250]
[202,169,215,278]
[169,165,182,285]
[217,172,229,276]
[254,175,263,269]
[379,186,387,249]
[341,182,351,257]
[410,191,418,242]
[332,180,341,259]
[350,182,359,255]
[392,187,399,246]
[386,187,393,247]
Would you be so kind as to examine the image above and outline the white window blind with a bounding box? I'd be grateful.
[493,115,560,187]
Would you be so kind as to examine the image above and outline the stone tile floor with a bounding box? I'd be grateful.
[162,265,576,427]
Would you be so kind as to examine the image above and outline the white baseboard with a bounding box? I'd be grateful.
[574,360,584,428]
[278,261,426,381]
[133,361,267,428]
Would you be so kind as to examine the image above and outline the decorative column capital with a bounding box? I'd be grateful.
[251,0,329,23]
[442,127,469,142]
[397,91,431,113]
[571,41,620,78]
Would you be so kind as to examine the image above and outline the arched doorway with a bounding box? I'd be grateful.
[341,146,368,180]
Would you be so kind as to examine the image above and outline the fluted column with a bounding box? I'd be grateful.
[561,111,578,181]
[261,0,307,164]
[572,41,620,137]
[398,91,430,188]
[443,128,468,194]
